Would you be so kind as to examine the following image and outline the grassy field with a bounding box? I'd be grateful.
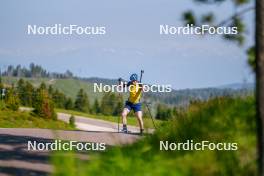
[52,96,257,176]
[56,108,162,129]
[0,109,74,130]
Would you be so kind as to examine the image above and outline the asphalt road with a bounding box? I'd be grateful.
[57,112,144,133]
[0,128,141,176]
[0,110,146,176]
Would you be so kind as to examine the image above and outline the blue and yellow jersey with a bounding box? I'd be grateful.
[128,82,142,104]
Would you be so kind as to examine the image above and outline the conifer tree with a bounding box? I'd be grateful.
[33,86,57,120]
[5,88,20,111]
[92,98,101,114]
[0,76,3,89]
[0,77,3,100]
[52,89,66,108]
[64,97,74,110]
[39,82,47,90]
[113,96,123,116]
[17,79,26,105]
[24,81,34,106]
[101,93,119,115]
[74,89,90,112]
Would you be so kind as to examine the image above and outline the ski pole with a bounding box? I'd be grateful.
[117,78,122,133]
[140,70,144,83]
[145,102,157,129]
[139,70,157,129]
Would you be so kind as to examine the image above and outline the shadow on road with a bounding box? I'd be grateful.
[0,129,142,176]
[0,166,48,176]
[0,134,53,176]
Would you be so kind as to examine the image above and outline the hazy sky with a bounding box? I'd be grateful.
[0,0,255,89]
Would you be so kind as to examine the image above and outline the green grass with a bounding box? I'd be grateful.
[56,108,162,129]
[52,96,257,176]
[0,109,75,130]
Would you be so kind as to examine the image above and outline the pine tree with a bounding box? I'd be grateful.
[33,88,57,120]
[24,81,34,106]
[0,76,3,89]
[166,108,173,119]
[5,88,20,111]
[48,85,54,95]
[100,93,119,115]
[17,79,26,105]
[74,89,90,112]
[64,97,74,110]
[113,96,123,116]
[100,93,112,115]
[156,104,162,119]
[52,89,66,108]
[92,98,101,114]
[17,80,34,107]
[39,82,47,90]
[0,77,3,100]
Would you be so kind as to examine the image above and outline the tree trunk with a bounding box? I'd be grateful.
[256,0,264,175]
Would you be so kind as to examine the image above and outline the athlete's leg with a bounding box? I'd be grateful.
[121,108,130,131]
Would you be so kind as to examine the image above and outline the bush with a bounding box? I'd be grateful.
[69,115,75,128]
[0,100,6,110]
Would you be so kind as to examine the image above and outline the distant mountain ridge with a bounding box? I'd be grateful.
[1,63,255,108]
[81,77,255,91]
[76,77,255,106]
[216,82,255,90]
[68,77,255,106]
[2,76,254,108]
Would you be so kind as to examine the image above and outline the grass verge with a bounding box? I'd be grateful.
[0,109,75,130]
[56,108,163,129]
[52,96,256,176]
